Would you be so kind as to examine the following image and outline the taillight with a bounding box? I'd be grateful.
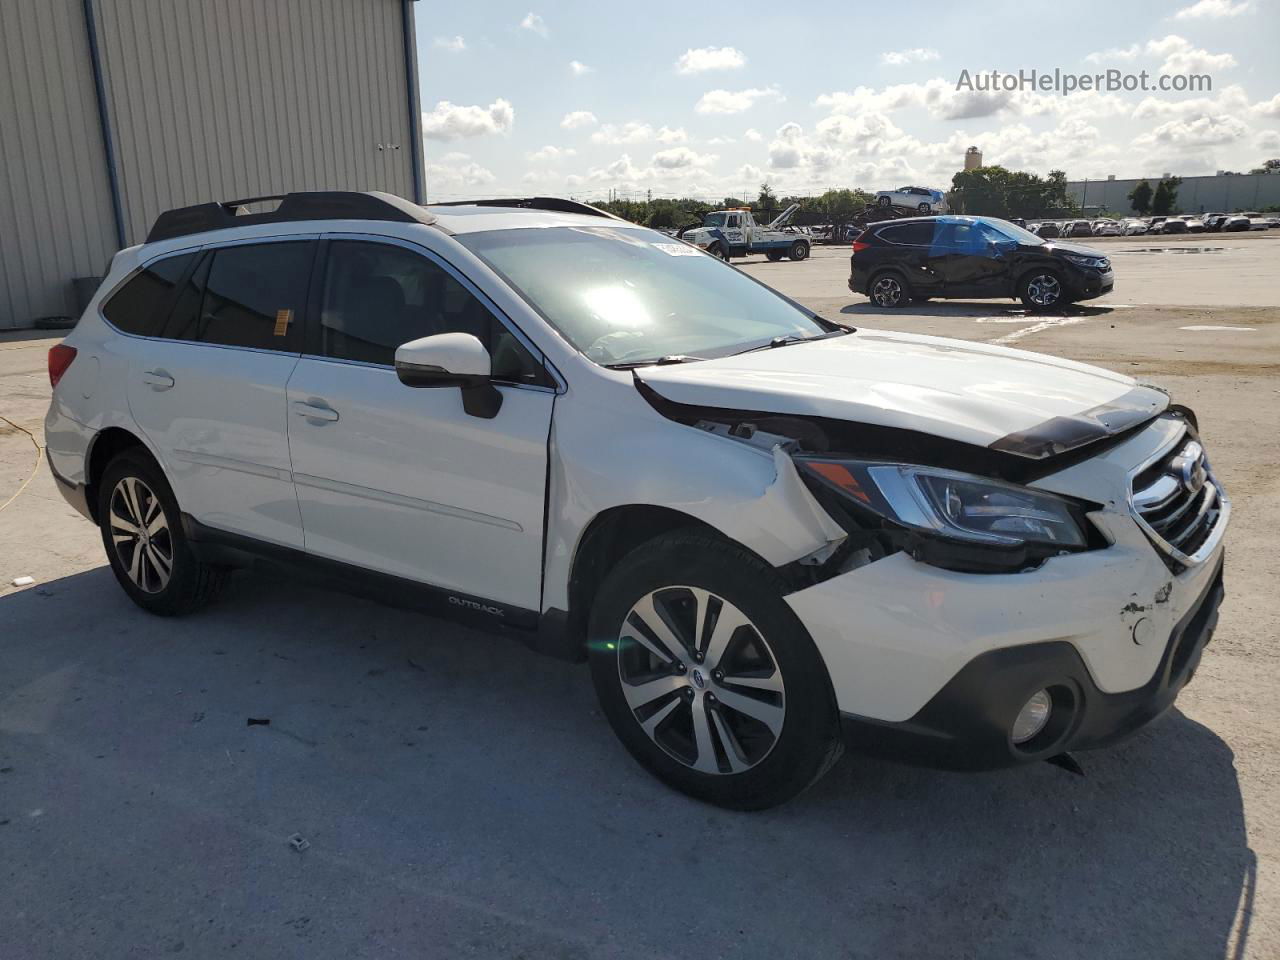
[48,344,77,388]
[852,240,871,254]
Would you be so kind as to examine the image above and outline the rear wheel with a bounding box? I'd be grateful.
[1018,270,1065,311]
[98,451,228,615]
[588,534,842,810]
[787,240,810,261]
[869,271,908,307]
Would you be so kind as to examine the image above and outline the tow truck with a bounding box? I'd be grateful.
[681,203,810,262]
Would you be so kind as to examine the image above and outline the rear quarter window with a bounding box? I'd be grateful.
[876,223,935,245]
[101,253,195,336]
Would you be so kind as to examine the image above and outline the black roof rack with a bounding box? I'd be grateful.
[430,197,625,221]
[145,190,435,243]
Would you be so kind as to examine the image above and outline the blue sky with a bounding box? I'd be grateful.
[412,0,1280,201]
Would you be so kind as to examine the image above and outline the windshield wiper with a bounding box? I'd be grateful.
[731,327,853,356]
[603,354,706,370]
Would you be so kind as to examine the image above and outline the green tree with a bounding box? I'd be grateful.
[1128,179,1153,215]
[1151,177,1181,215]
[756,182,778,219]
[1248,158,1280,174]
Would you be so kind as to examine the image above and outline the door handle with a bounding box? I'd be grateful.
[292,400,339,422]
[141,370,175,391]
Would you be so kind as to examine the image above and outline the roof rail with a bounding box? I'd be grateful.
[145,190,434,243]
[430,197,625,221]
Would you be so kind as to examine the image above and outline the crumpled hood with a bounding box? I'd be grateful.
[637,329,1168,458]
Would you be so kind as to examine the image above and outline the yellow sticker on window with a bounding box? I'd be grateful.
[274,309,292,337]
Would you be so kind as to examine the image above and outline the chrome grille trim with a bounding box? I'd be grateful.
[1128,423,1230,567]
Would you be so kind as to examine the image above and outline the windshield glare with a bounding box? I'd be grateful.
[704,212,726,228]
[458,226,827,365]
[986,218,1045,245]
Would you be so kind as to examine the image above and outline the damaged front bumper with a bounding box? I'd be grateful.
[836,554,1223,770]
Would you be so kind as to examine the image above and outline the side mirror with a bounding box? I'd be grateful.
[394,332,502,419]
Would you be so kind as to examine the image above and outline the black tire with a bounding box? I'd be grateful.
[868,270,909,308]
[97,451,229,616]
[787,240,810,261]
[710,242,730,261]
[1017,269,1066,312]
[766,249,784,262]
[917,202,930,213]
[877,196,891,207]
[588,533,843,810]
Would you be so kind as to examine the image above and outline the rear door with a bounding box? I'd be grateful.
[284,236,556,612]
[875,222,942,295]
[124,237,316,548]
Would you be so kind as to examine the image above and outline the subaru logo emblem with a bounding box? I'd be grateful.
[692,669,706,689]
[1171,440,1206,495]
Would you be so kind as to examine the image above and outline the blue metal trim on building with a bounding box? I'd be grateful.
[401,0,425,204]
[81,0,126,249]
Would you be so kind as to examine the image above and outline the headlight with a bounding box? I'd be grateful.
[796,459,1088,550]
[1065,253,1108,270]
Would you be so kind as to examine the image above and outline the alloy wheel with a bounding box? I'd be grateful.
[616,587,785,775]
[1026,274,1062,307]
[872,276,903,306]
[108,476,173,593]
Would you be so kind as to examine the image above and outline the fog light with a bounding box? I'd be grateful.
[1011,689,1052,744]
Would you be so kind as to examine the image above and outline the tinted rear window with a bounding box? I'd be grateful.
[102,253,195,336]
[876,223,934,245]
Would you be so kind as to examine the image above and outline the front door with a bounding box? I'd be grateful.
[928,221,1009,298]
[124,239,316,548]
[284,237,556,612]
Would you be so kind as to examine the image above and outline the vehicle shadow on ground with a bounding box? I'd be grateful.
[839,301,1116,320]
[1,567,1254,960]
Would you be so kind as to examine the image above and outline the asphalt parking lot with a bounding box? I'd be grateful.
[3,232,1278,959]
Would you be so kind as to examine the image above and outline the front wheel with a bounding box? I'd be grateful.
[1018,270,1066,311]
[710,242,730,261]
[98,451,228,615]
[787,240,810,261]
[766,249,784,262]
[878,196,891,207]
[917,202,931,213]
[588,534,842,810]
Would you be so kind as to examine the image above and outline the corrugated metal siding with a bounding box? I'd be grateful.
[92,0,415,244]
[0,0,118,328]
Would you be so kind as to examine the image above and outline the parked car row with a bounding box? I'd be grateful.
[1026,213,1280,238]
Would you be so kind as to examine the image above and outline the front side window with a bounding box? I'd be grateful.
[318,240,545,384]
[727,214,741,228]
[704,213,726,228]
[103,253,195,336]
[878,222,934,245]
[457,225,832,367]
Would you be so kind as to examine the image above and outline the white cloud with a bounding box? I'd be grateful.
[1146,35,1236,74]
[695,86,783,114]
[527,145,576,163]
[744,128,762,141]
[881,48,940,66]
[707,136,736,145]
[560,110,598,129]
[421,98,514,141]
[433,36,466,53]
[1132,84,1251,120]
[569,60,593,77]
[520,11,548,37]
[591,122,687,144]
[1133,113,1249,148]
[1084,44,1143,64]
[1256,130,1280,152]
[1253,92,1280,118]
[425,152,496,188]
[1173,0,1251,19]
[675,46,747,74]
[650,147,717,170]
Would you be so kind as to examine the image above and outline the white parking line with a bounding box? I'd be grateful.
[988,316,1089,345]
[1180,325,1256,332]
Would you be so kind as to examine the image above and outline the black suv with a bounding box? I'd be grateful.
[850,216,1114,311]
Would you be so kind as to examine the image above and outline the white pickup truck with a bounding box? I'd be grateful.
[682,203,810,261]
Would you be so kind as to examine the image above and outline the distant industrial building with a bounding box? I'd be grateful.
[0,0,424,330]
[1067,172,1280,216]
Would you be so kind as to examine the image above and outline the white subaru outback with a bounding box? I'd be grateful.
[45,191,1228,809]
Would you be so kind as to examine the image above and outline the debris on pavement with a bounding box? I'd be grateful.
[11,576,34,587]
[246,717,271,727]
[287,833,310,852]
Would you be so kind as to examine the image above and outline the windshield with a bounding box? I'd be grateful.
[985,218,1046,246]
[457,225,829,366]
[704,212,727,228]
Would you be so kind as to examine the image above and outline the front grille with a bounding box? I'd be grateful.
[1130,431,1228,566]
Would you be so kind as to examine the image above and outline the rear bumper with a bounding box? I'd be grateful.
[838,553,1224,770]
[49,457,93,522]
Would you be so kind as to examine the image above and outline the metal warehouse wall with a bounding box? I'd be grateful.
[91,0,418,246]
[1,1,119,328]
[1068,174,1280,215]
